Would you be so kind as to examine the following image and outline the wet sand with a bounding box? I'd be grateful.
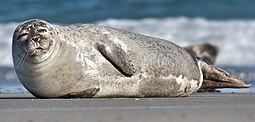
[0,93,255,122]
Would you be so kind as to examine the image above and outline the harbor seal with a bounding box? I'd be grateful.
[12,19,249,98]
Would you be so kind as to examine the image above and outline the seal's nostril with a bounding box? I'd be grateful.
[32,37,40,42]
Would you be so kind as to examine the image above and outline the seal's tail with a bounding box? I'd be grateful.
[198,59,250,90]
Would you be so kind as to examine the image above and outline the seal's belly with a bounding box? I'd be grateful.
[93,72,201,97]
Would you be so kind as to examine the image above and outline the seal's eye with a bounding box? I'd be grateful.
[38,29,47,33]
[17,33,28,40]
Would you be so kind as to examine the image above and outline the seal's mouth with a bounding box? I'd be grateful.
[26,39,53,57]
[28,47,46,56]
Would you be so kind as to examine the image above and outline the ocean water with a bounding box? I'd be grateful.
[0,0,255,93]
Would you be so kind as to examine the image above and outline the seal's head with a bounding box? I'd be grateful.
[12,19,58,65]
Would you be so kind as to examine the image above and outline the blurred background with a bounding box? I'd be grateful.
[0,0,255,93]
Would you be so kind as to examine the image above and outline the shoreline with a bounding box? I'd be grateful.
[1,93,255,122]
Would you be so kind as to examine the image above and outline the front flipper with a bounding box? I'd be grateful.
[95,42,136,77]
[198,59,250,90]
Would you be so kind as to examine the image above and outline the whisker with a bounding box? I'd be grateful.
[20,53,28,68]
[12,49,25,58]
[15,54,22,68]
[16,52,26,68]
[16,53,24,68]
[13,50,22,65]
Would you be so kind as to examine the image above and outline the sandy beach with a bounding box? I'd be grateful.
[0,93,255,122]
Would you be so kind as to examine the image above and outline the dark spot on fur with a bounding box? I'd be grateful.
[184,86,189,93]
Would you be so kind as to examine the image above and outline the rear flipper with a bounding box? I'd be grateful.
[184,43,219,65]
[198,59,250,90]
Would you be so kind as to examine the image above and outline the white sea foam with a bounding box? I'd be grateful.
[0,22,17,66]
[1,17,255,67]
